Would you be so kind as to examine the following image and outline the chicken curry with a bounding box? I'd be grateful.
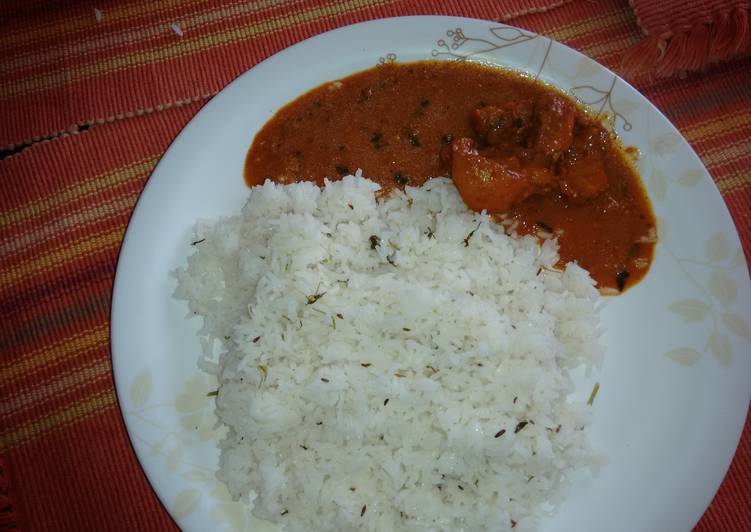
[245,61,656,292]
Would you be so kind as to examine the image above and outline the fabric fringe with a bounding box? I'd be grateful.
[623,4,751,77]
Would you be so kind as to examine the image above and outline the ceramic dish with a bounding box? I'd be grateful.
[111,16,751,532]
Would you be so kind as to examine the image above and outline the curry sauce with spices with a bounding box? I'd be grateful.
[245,61,655,292]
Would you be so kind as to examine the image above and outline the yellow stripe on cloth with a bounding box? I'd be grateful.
[0,325,108,385]
[697,137,751,169]
[2,0,294,73]
[2,0,200,49]
[718,171,751,195]
[0,358,111,417]
[0,388,116,451]
[681,109,751,143]
[0,157,156,230]
[545,7,633,44]
[0,226,124,292]
[0,0,390,98]
[0,193,138,260]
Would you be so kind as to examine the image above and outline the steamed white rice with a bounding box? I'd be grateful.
[174,174,603,531]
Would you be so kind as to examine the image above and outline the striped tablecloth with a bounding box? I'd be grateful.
[1,1,749,530]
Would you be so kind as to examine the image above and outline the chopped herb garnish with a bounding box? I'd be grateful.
[514,420,529,434]
[394,172,409,186]
[441,134,453,145]
[350,487,356,491]
[587,382,600,406]
[338,144,346,151]
[536,267,542,276]
[331,316,336,329]
[347,203,354,210]
[387,252,397,266]
[361,505,367,517]
[394,372,405,378]
[357,88,371,103]
[426,365,438,373]
[513,396,518,404]
[320,377,329,383]
[361,363,371,367]
[511,520,517,528]
[369,235,381,249]
[281,510,289,516]
[313,100,321,108]
[535,221,553,233]
[384,398,390,405]
[425,227,435,239]
[457,485,464,491]
[336,165,350,176]
[253,336,261,343]
[370,132,383,149]
[402,327,411,332]
[616,270,630,291]
[408,132,421,147]
[206,390,218,397]
[191,238,206,246]
[316,421,323,425]
[420,98,430,107]
[300,445,308,450]
[306,288,327,305]
[462,222,482,247]
[494,429,506,438]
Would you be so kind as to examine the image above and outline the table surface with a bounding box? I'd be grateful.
[1,1,749,530]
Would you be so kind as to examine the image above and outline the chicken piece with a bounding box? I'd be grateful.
[559,158,608,201]
[470,100,535,149]
[480,145,557,189]
[559,125,609,202]
[450,138,554,213]
[533,93,575,164]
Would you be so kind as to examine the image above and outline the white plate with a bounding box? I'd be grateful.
[111,16,751,532]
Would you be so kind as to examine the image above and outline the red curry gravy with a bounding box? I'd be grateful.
[245,61,656,292]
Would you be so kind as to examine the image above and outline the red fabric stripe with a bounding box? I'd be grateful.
[5,404,177,531]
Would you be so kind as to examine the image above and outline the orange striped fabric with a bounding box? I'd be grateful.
[0,1,749,530]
